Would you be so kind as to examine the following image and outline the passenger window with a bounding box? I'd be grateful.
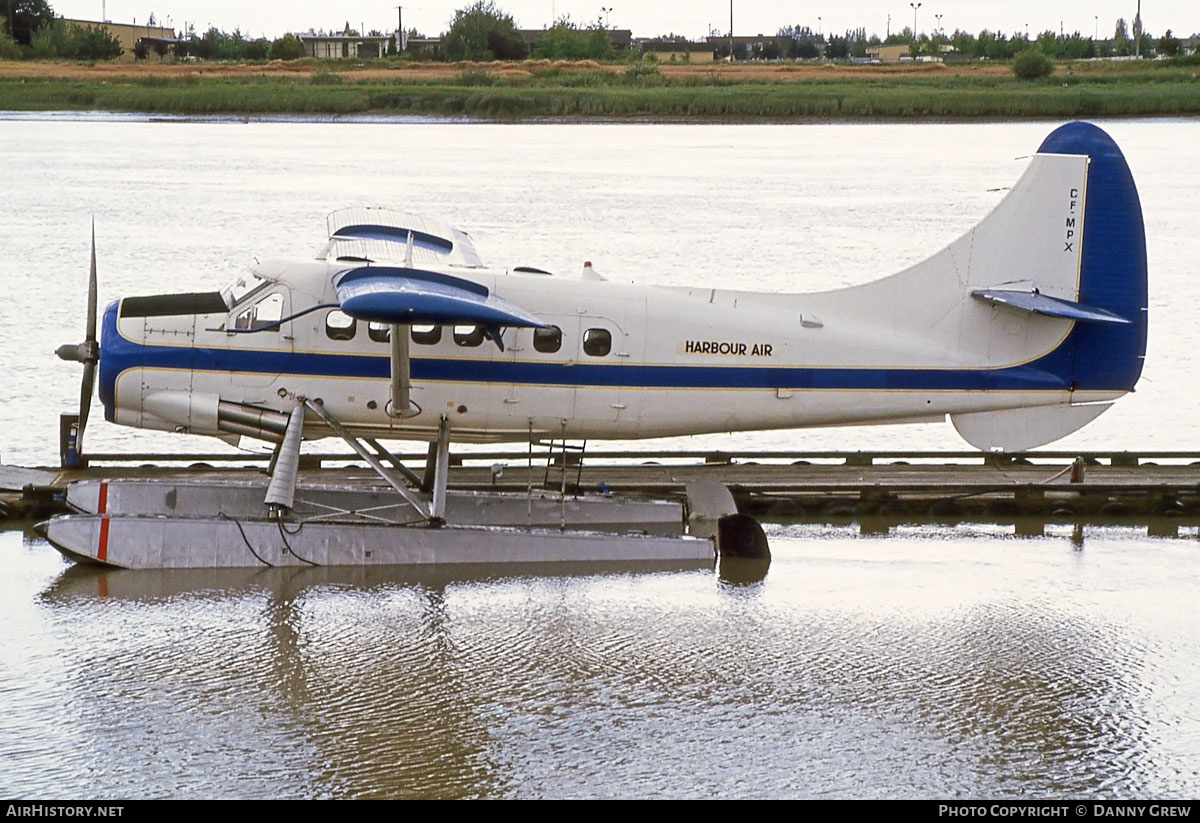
[533,325,562,353]
[583,328,611,357]
[453,325,485,347]
[234,292,284,330]
[325,310,356,341]
[368,322,390,343]
[411,324,442,345]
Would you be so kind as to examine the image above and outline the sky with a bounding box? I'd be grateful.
[48,0,1198,41]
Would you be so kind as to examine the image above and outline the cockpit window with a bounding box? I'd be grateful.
[325,309,356,341]
[223,271,268,307]
[234,292,284,331]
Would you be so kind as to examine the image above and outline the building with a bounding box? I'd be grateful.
[298,32,392,59]
[867,43,911,62]
[59,17,175,62]
[403,37,443,58]
[706,34,794,59]
[639,40,715,62]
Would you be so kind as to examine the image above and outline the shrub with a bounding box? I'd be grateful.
[270,33,304,61]
[453,67,496,86]
[622,62,664,86]
[1012,50,1053,80]
[311,67,344,85]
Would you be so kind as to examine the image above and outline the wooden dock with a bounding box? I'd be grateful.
[4,449,1200,531]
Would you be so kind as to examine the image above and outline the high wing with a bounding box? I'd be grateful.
[330,263,545,420]
[322,206,485,268]
[333,266,545,331]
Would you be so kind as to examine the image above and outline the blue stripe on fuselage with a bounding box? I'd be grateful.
[99,333,1083,396]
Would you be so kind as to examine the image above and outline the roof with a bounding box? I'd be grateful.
[298,33,392,43]
[641,40,712,52]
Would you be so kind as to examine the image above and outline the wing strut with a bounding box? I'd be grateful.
[389,323,420,418]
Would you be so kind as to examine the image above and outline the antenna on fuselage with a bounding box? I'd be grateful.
[404,230,414,268]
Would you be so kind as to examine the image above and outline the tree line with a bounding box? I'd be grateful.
[0,0,1192,64]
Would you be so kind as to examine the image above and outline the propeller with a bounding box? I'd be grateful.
[55,220,100,460]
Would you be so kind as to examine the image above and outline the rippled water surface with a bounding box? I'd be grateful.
[4,525,1200,798]
[1,116,1199,798]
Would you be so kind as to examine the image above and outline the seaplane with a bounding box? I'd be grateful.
[40,121,1147,569]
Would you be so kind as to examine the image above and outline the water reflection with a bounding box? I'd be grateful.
[39,560,711,798]
[24,533,1197,798]
[715,556,771,587]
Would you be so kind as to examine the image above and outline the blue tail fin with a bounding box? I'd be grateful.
[1038,122,1148,392]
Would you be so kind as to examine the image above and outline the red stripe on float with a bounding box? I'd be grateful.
[96,481,110,563]
[98,516,109,563]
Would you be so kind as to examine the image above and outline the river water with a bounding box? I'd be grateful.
[1,116,1198,798]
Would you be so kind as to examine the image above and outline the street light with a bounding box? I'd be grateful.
[934,13,942,35]
[601,6,612,28]
[909,2,921,39]
[818,16,822,37]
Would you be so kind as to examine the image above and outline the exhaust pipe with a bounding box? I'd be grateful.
[217,401,290,436]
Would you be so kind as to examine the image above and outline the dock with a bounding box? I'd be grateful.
[5,449,1200,535]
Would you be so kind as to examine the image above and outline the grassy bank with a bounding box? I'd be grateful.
[0,58,1197,119]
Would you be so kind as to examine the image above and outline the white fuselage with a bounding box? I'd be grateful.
[103,254,1113,445]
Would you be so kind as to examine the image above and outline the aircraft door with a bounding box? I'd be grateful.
[572,295,644,434]
[496,315,577,437]
[227,286,295,393]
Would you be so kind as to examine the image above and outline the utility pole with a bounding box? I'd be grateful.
[1134,0,1141,57]
[729,0,733,62]
[394,5,404,52]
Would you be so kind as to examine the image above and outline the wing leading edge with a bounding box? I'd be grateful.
[333,266,546,351]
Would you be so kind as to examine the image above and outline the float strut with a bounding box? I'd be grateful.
[303,397,431,520]
[431,415,451,522]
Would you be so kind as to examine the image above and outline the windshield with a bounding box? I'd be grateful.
[221,271,268,308]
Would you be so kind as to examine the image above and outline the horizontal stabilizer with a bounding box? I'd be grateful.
[971,289,1131,325]
[334,266,545,329]
[951,402,1113,452]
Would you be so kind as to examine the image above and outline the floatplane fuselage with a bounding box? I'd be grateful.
[95,122,1146,454]
[45,122,1148,569]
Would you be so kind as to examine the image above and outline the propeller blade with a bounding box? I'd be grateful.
[85,219,97,344]
[68,219,100,460]
[78,361,95,454]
